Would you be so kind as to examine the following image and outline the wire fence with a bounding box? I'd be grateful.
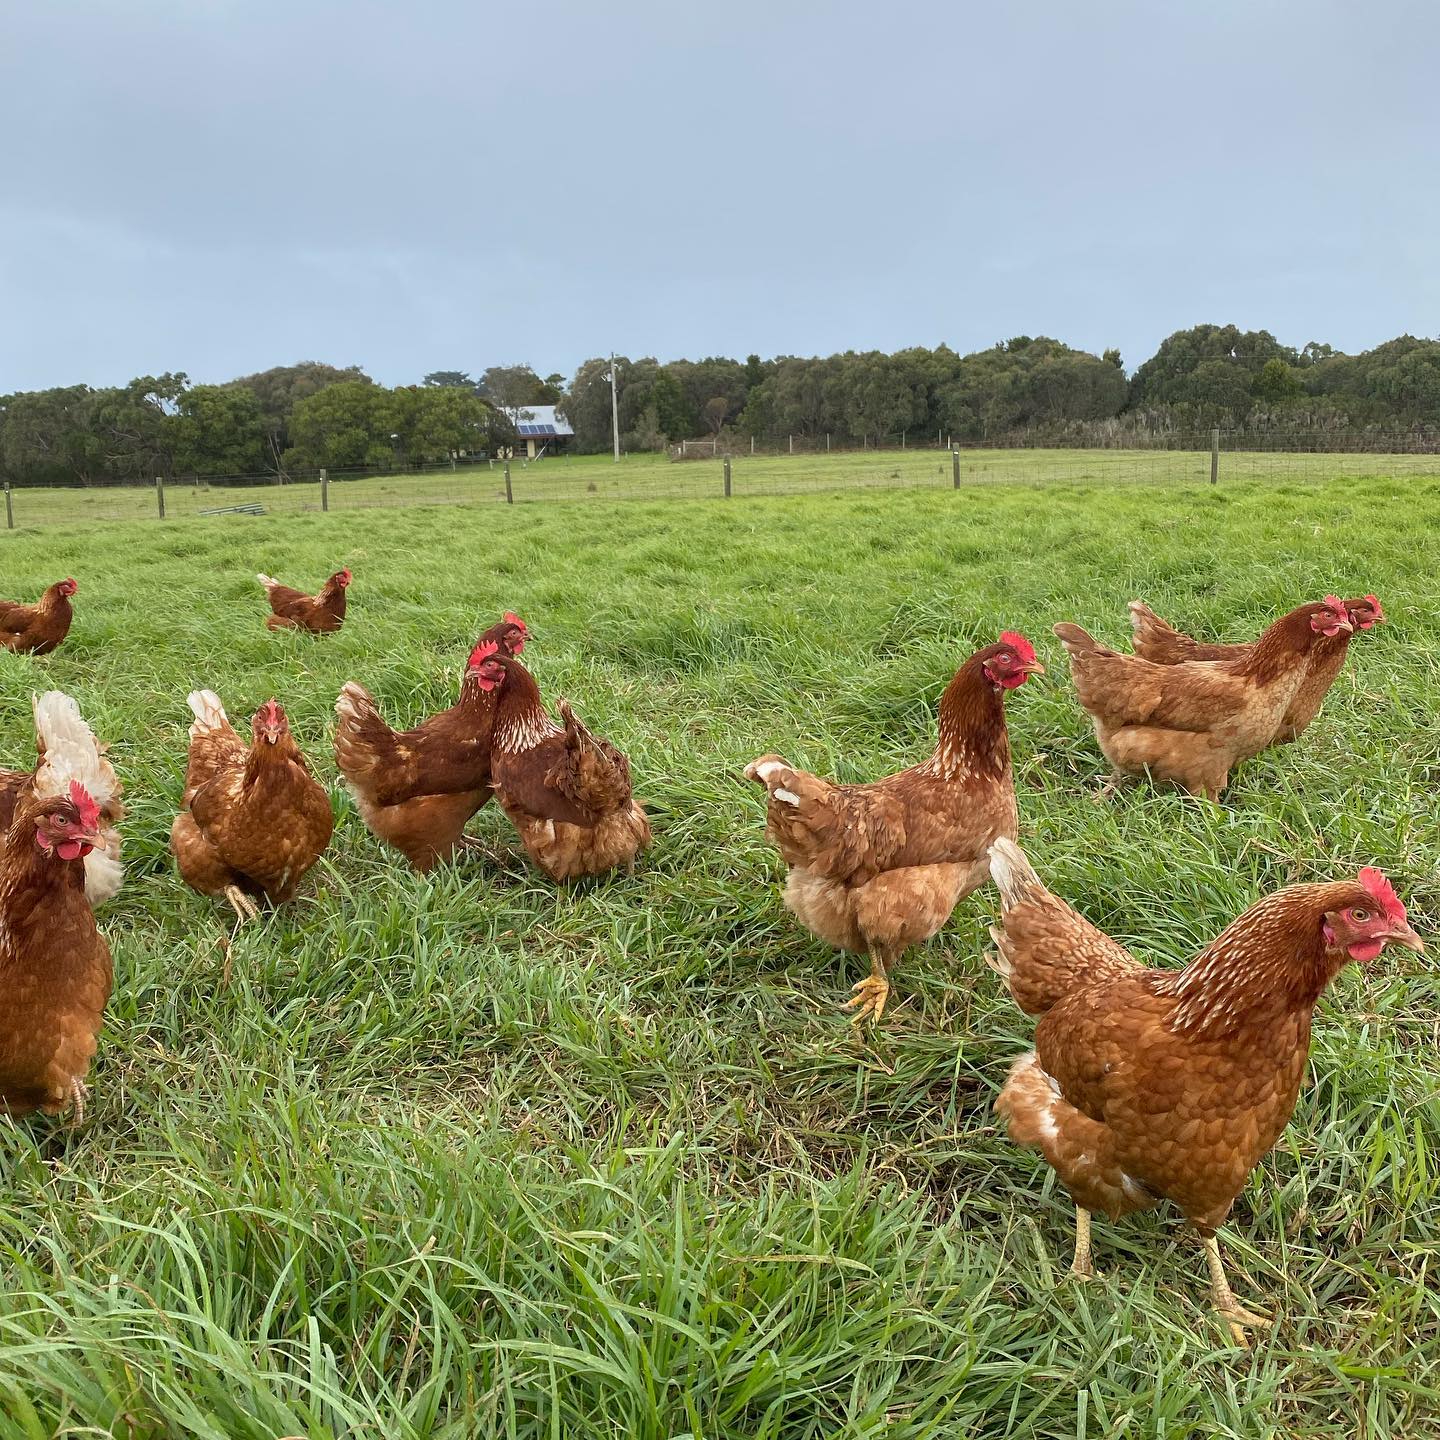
[4,433,1440,532]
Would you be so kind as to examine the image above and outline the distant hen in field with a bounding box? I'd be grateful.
[257,568,350,633]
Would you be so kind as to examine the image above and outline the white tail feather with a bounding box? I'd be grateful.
[32,692,118,808]
[186,689,229,739]
[256,573,280,591]
[988,837,1041,910]
[31,691,124,903]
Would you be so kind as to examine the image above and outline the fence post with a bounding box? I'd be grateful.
[826,433,831,451]
[3,482,11,529]
[504,461,513,504]
[952,449,961,489]
[1210,427,1220,485]
[320,468,329,511]
[750,435,755,456]
[155,475,165,519]
[723,456,732,498]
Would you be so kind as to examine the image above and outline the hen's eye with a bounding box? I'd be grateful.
[1350,907,1371,922]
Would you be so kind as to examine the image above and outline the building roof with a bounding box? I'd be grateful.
[507,404,574,438]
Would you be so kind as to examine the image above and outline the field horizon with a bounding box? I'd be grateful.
[1,476,1437,1437]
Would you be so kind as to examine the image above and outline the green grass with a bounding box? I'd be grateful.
[0,472,1438,1437]
[7,442,1440,527]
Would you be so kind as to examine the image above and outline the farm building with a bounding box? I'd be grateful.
[506,404,574,459]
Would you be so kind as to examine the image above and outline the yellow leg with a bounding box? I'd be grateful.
[1070,1206,1102,1280]
[1203,1234,1271,1347]
[841,949,892,1024]
[69,1077,88,1127]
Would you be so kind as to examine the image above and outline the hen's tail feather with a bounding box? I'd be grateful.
[31,691,124,900]
[334,682,396,783]
[335,681,380,728]
[988,837,1044,911]
[1052,621,1106,656]
[256,573,279,590]
[557,697,593,748]
[1128,599,1191,658]
[32,691,120,809]
[186,689,229,736]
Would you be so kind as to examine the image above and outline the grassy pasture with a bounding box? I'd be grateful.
[0,473,1438,1437]
[5,442,1440,526]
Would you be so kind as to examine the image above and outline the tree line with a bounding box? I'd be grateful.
[3,328,1438,486]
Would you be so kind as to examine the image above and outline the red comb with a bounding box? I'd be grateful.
[503,611,527,633]
[468,638,500,668]
[1322,594,1346,614]
[999,630,1036,664]
[258,698,285,724]
[1358,867,1408,925]
[68,780,101,830]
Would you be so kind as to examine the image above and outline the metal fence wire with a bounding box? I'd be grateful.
[4,432,1440,531]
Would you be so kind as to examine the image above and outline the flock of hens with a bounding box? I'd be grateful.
[0,568,1421,1346]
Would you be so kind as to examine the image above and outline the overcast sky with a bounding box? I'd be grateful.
[1,0,1434,392]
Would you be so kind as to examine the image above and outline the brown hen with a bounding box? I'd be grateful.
[171,692,334,926]
[0,693,114,1123]
[257,568,350,633]
[745,633,1044,1023]
[0,577,77,655]
[988,837,1424,1344]
[1128,594,1382,743]
[1054,597,1353,800]
[0,692,124,906]
[488,649,650,881]
[334,614,527,871]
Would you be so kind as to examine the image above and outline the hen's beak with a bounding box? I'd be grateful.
[1021,660,1046,676]
[1390,924,1425,954]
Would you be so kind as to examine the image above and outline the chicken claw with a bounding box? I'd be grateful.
[842,953,891,1024]
[1203,1235,1272,1347]
[223,885,262,924]
[69,1077,88,1127]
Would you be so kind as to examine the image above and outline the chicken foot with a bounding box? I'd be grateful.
[219,886,263,984]
[223,885,262,924]
[843,947,892,1025]
[69,1077,88,1127]
[1202,1234,1272,1347]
